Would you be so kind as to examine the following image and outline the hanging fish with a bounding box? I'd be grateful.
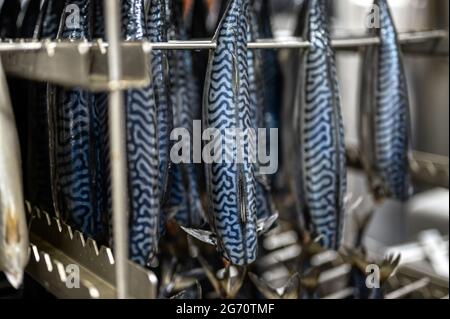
[121,0,161,266]
[92,0,110,244]
[48,0,104,239]
[0,59,29,289]
[359,0,412,202]
[183,0,276,266]
[166,0,205,228]
[291,0,346,250]
[23,0,65,215]
[148,0,174,207]
[255,0,283,188]
[188,0,210,114]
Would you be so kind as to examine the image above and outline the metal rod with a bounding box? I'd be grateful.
[385,278,430,299]
[1,30,447,52]
[104,0,129,299]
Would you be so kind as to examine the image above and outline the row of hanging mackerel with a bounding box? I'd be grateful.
[0,0,412,289]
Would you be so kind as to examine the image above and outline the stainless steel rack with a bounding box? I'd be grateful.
[0,0,448,298]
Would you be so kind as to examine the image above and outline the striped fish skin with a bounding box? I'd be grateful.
[203,0,258,265]
[92,0,110,244]
[256,0,283,186]
[147,0,174,206]
[247,2,274,221]
[122,0,161,266]
[293,0,346,250]
[359,0,411,202]
[49,0,102,238]
[0,60,29,289]
[167,0,205,228]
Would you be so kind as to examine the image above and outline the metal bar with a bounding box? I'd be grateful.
[25,203,158,299]
[0,30,447,52]
[385,278,430,299]
[104,0,129,300]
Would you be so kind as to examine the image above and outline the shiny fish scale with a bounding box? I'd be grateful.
[148,0,173,206]
[93,0,110,242]
[50,0,101,238]
[359,0,411,201]
[168,0,204,227]
[294,0,346,250]
[247,2,273,220]
[122,0,160,266]
[204,0,257,265]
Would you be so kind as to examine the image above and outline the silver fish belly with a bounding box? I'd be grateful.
[293,0,346,250]
[0,59,29,289]
[359,0,412,202]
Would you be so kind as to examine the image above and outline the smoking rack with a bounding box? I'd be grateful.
[0,0,448,299]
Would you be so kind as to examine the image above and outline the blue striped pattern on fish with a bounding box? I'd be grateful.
[50,0,103,238]
[203,0,258,265]
[122,0,160,265]
[359,0,411,201]
[92,0,110,243]
[147,0,173,206]
[167,0,205,227]
[247,2,274,220]
[293,0,346,250]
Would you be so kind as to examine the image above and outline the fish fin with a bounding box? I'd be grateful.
[170,290,187,299]
[255,173,271,192]
[226,265,247,298]
[5,271,23,290]
[195,280,202,299]
[283,273,302,299]
[180,226,217,246]
[256,213,278,235]
[165,205,186,220]
[197,254,222,296]
[249,272,281,299]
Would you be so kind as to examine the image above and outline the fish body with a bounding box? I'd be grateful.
[24,0,64,214]
[148,0,174,207]
[256,0,282,187]
[359,0,411,201]
[48,0,103,238]
[167,0,205,227]
[0,60,29,289]
[247,1,278,221]
[203,0,258,265]
[121,0,160,266]
[292,0,346,250]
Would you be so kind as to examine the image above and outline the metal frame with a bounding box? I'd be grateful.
[0,8,448,298]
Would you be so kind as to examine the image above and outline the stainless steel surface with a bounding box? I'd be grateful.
[0,41,150,91]
[105,0,129,299]
[26,202,157,299]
